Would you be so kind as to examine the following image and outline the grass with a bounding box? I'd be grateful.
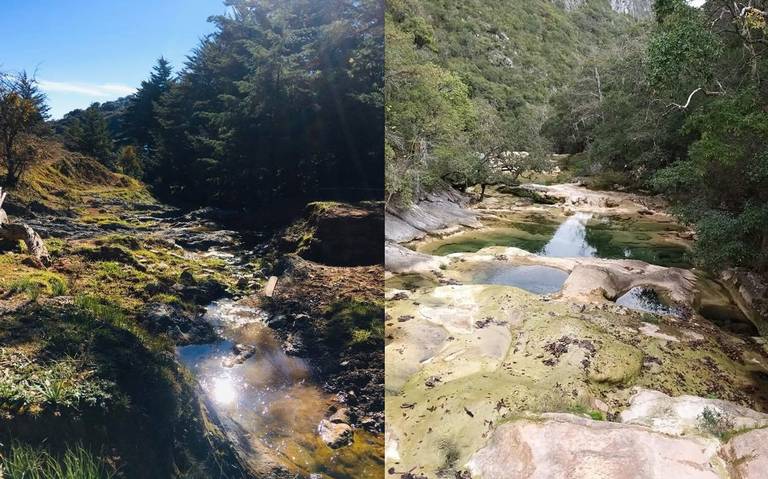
[324,299,384,349]
[0,442,115,479]
[0,348,115,412]
[7,273,69,300]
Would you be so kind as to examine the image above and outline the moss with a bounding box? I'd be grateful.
[3,271,69,300]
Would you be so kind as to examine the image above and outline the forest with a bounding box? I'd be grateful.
[385,0,768,273]
[42,0,383,209]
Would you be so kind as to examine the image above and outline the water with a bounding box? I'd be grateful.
[420,214,691,268]
[177,300,383,478]
[615,287,684,317]
[472,265,569,294]
[540,213,596,257]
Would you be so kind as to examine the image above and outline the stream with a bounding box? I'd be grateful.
[177,300,382,479]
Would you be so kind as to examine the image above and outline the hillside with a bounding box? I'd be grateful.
[384,0,648,203]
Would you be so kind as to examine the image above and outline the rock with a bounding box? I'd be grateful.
[586,341,643,385]
[385,242,447,274]
[722,427,768,479]
[223,344,256,367]
[295,202,384,266]
[179,269,196,285]
[172,278,227,304]
[467,414,724,479]
[318,419,353,448]
[619,389,768,436]
[385,190,480,243]
[139,302,216,345]
[329,407,351,424]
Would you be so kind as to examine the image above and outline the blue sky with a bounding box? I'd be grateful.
[0,0,227,118]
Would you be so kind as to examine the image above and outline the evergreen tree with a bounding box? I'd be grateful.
[125,57,173,154]
[66,103,114,165]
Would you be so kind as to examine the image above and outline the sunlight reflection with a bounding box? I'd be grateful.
[211,375,238,405]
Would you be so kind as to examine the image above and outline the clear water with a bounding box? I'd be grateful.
[615,287,684,317]
[421,214,691,268]
[177,300,383,478]
[472,265,569,294]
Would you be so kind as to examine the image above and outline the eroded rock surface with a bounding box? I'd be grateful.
[467,414,723,479]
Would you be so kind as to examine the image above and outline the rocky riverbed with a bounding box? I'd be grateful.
[0,177,383,478]
[385,183,768,479]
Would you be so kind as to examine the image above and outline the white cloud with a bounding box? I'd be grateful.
[38,80,136,98]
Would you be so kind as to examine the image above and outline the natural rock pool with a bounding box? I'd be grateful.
[471,264,569,294]
[178,300,383,479]
[417,211,692,268]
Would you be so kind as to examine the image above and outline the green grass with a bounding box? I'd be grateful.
[7,274,68,300]
[0,442,115,479]
[324,299,384,349]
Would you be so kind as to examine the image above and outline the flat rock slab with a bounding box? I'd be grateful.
[467,414,723,479]
[620,389,768,436]
[723,428,768,479]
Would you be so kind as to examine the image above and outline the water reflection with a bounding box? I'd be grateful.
[540,212,596,257]
[472,265,568,294]
[177,300,383,478]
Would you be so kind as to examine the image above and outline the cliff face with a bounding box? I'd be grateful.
[558,0,652,18]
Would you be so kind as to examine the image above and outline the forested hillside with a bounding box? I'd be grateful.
[545,0,768,272]
[385,0,643,204]
[55,0,384,209]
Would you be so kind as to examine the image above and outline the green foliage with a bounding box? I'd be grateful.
[0,442,115,479]
[545,1,768,273]
[0,349,115,411]
[697,406,735,439]
[147,0,383,207]
[0,71,48,186]
[7,273,68,300]
[385,0,633,204]
[65,104,114,166]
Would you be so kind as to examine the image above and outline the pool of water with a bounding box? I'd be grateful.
[418,213,691,268]
[177,300,383,479]
[472,265,569,294]
[615,287,684,317]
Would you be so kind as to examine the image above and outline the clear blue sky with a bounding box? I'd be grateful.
[0,0,227,119]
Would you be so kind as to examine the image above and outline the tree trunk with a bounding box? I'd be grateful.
[480,183,487,201]
[0,187,50,266]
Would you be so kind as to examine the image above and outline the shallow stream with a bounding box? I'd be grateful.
[178,300,383,479]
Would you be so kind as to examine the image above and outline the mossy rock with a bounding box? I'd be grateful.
[587,342,643,385]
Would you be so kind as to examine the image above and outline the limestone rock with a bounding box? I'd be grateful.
[619,389,768,436]
[723,427,768,479]
[467,414,723,479]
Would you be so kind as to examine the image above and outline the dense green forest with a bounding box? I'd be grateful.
[386,0,768,273]
[57,0,384,209]
[384,0,636,204]
[545,0,768,271]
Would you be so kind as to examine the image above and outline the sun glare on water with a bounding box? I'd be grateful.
[211,376,238,405]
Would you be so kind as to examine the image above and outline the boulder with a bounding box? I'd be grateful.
[467,414,723,479]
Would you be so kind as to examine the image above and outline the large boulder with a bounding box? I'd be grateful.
[467,414,723,479]
[385,190,480,243]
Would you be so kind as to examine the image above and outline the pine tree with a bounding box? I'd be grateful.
[125,57,173,153]
[66,103,114,165]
